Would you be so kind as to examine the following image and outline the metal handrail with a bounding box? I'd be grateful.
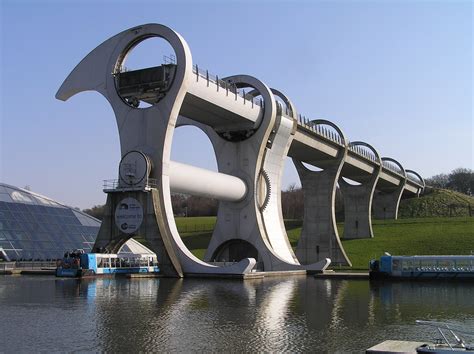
[383,160,404,175]
[0,262,15,271]
[407,174,421,184]
[348,144,378,163]
[297,116,345,146]
[190,65,419,181]
[103,178,159,190]
[192,65,264,108]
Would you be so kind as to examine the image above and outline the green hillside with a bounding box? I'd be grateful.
[399,188,473,218]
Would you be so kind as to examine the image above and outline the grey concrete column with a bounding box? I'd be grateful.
[372,191,403,219]
[340,142,382,239]
[293,120,351,266]
[294,162,352,266]
[373,158,407,219]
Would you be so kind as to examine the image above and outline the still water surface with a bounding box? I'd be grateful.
[0,276,473,352]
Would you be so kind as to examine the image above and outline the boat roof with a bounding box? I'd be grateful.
[385,255,474,260]
[88,253,157,258]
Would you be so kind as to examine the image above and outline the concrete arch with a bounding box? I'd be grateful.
[348,141,382,165]
[373,157,408,220]
[310,119,348,147]
[211,239,260,266]
[382,157,406,177]
[271,88,297,119]
[406,169,426,191]
[340,141,382,239]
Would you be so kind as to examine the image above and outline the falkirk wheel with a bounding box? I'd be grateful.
[57,24,425,277]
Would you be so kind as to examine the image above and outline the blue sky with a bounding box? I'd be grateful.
[0,0,472,209]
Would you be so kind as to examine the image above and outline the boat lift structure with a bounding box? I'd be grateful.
[56,24,425,277]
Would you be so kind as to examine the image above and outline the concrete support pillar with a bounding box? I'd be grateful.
[340,142,382,239]
[340,179,378,239]
[373,157,407,220]
[372,189,404,219]
[294,160,351,266]
[93,190,183,277]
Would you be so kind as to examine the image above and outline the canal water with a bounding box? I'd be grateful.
[0,276,473,352]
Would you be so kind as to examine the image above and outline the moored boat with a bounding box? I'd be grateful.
[56,250,159,277]
[415,320,474,353]
[369,254,474,280]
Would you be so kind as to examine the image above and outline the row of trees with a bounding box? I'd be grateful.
[425,168,473,196]
[171,194,218,217]
[83,168,472,220]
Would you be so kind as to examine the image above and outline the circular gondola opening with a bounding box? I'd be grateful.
[114,37,176,109]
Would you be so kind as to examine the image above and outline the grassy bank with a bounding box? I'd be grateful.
[139,216,474,270]
[342,217,473,269]
[399,188,473,218]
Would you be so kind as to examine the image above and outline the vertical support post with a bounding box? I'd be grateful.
[340,174,380,239]
[294,159,351,266]
[372,186,406,219]
[373,158,407,220]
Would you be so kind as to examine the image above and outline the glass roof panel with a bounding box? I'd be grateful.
[11,191,35,204]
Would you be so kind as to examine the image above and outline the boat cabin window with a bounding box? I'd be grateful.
[92,255,158,269]
[456,259,473,271]
[392,259,401,271]
[402,260,414,271]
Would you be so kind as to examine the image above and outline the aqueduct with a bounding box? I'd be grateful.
[56,24,425,277]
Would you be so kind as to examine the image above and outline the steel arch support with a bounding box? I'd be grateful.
[340,142,382,239]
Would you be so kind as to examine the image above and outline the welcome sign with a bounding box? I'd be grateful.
[115,197,144,234]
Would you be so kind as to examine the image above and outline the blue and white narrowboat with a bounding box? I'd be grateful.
[369,254,474,280]
[56,250,159,277]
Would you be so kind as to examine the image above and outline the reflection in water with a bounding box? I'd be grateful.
[251,279,299,351]
[0,276,473,352]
